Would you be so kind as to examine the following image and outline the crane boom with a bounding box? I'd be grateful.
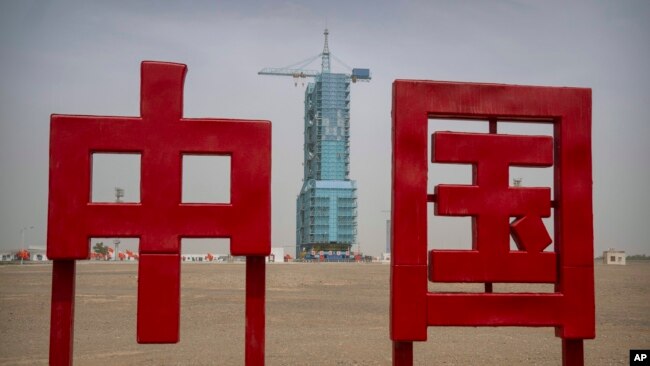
[257,68,319,78]
[258,29,371,83]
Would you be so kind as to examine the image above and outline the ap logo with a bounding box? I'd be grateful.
[631,350,649,364]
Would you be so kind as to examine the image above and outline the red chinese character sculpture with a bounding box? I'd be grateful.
[390,80,594,365]
[431,132,556,283]
[47,61,271,365]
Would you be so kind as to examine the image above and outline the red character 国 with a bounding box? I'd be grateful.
[390,80,594,366]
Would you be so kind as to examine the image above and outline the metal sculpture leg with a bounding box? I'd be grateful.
[393,341,413,366]
[245,256,266,365]
[562,339,584,366]
[49,260,76,366]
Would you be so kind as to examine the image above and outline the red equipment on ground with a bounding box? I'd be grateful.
[17,249,30,261]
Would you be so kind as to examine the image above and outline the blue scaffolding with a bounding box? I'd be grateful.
[258,29,369,260]
[296,72,357,259]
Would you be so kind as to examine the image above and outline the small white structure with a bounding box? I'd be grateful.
[28,246,48,261]
[179,248,285,263]
[603,249,626,265]
[267,247,284,263]
[27,245,48,262]
[0,252,13,262]
[31,252,48,261]
[380,252,391,263]
[182,253,227,262]
[181,254,208,262]
[182,254,210,262]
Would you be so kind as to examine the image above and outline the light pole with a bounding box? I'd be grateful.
[113,239,121,261]
[20,226,34,265]
[381,210,391,255]
[113,188,123,261]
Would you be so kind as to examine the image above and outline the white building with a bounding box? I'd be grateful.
[180,248,285,263]
[31,252,48,261]
[182,254,223,262]
[28,246,48,261]
[267,247,284,263]
[603,249,626,265]
[380,252,391,263]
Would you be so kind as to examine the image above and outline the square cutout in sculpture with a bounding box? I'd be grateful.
[182,155,230,204]
[91,153,141,203]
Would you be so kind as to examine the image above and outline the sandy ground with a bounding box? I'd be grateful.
[0,261,648,365]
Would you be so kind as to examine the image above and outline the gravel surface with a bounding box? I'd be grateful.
[0,261,648,365]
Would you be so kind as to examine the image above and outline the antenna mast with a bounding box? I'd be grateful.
[321,28,330,73]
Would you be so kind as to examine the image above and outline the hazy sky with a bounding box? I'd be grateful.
[1,1,648,257]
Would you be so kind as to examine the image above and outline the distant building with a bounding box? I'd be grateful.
[0,247,49,262]
[267,247,285,263]
[29,246,48,261]
[381,252,391,263]
[603,249,626,265]
[182,254,210,262]
[31,252,48,261]
[180,248,285,263]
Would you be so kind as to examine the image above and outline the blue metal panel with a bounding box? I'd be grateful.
[352,68,370,79]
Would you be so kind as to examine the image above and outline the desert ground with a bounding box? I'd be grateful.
[0,261,648,365]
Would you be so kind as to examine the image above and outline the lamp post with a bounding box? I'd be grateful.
[381,210,391,255]
[113,188,123,261]
[20,226,34,265]
[113,239,120,261]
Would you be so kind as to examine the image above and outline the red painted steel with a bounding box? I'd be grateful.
[562,339,585,366]
[137,253,181,343]
[49,260,75,366]
[431,131,555,283]
[390,80,594,365]
[246,256,266,365]
[47,61,271,364]
[392,341,413,366]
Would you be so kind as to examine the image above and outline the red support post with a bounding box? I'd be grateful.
[392,341,413,366]
[562,339,584,366]
[484,283,493,293]
[245,256,266,366]
[137,254,181,343]
[486,117,496,294]
[49,260,76,366]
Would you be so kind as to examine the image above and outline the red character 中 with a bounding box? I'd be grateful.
[48,61,270,365]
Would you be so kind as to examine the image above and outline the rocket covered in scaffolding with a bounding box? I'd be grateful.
[259,29,370,260]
